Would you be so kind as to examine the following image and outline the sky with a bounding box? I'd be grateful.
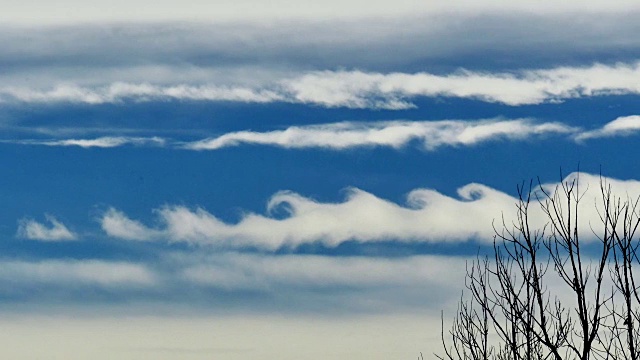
[2,1,640,359]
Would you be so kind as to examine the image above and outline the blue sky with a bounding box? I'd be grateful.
[3,1,640,359]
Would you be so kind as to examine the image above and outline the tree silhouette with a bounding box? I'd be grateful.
[438,174,640,360]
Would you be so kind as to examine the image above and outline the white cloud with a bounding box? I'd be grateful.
[185,119,576,151]
[575,115,640,141]
[101,185,514,248]
[282,63,640,108]
[17,215,77,241]
[100,173,640,249]
[3,63,640,108]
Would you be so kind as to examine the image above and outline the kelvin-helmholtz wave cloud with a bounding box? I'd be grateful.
[3,1,640,358]
[99,173,640,250]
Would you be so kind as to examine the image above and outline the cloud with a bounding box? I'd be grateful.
[14,136,166,148]
[185,119,576,151]
[10,116,640,152]
[100,208,160,241]
[0,83,283,105]
[17,215,77,241]
[1,17,640,89]
[3,63,640,108]
[575,115,640,141]
[179,253,464,293]
[167,251,470,313]
[100,173,640,249]
[0,259,156,287]
[282,63,640,107]
[0,314,440,360]
[1,0,639,25]
[101,184,518,248]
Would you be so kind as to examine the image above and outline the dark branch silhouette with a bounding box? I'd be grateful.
[437,173,640,360]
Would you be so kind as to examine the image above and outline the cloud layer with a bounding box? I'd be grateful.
[2,0,640,25]
[0,259,156,287]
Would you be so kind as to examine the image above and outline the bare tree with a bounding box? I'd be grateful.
[438,174,640,360]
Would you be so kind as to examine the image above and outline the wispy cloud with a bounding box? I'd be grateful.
[8,116,640,152]
[17,215,77,241]
[99,173,640,249]
[3,63,640,108]
[0,84,284,105]
[13,136,166,148]
[575,115,640,141]
[101,208,161,241]
[185,119,576,151]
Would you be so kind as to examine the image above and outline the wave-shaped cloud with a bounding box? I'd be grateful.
[100,185,511,248]
[100,173,639,249]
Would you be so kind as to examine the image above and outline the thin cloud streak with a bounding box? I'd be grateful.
[0,83,283,105]
[6,116,640,151]
[186,119,576,151]
[17,215,77,241]
[2,63,640,108]
[11,136,166,148]
[575,115,640,141]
